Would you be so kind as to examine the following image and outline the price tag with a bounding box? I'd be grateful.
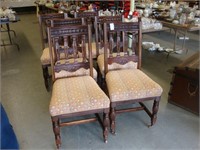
[110,23,114,30]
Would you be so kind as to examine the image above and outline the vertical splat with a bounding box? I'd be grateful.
[131,33,136,55]
[72,35,77,62]
[116,31,121,56]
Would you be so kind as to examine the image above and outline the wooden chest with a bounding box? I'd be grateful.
[168,53,199,115]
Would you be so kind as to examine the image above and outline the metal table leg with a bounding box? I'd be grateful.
[0,23,20,51]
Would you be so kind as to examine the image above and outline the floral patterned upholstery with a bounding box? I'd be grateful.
[40,47,66,65]
[55,58,98,79]
[106,69,163,102]
[97,53,138,77]
[40,47,52,65]
[55,68,98,80]
[49,76,110,116]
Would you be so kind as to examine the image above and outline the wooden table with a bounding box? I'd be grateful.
[161,21,200,56]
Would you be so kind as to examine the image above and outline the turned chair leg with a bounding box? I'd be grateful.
[150,97,160,126]
[52,117,61,149]
[42,65,50,91]
[103,111,109,143]
[110,107,116,134]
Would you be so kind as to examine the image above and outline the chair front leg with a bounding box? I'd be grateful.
[103,110,109,143]
[110,107,116,134]
[42,65,50,91]
[52,117,61,149]
[151,97,160,126]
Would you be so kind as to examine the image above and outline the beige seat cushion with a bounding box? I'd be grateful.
[55,58,98,80]
[40,47,51,65]
[40,47,69,65]
[106,69,163,102]
[49,76,110,116]
[97,53,138,78]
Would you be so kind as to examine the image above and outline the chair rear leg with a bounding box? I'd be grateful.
[52,117,61,149]
[42,65,50,91]
[150,97,160,126]
[110,107,116,134]
[103,111,109,143]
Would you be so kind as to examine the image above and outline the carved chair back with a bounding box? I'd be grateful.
[47,24,93,82]
[46,18,86,47]
[46,18,86,27]
[103,20,142,74]
[38,13,65,49]
[74,11,98,19]
[94,15,123,56]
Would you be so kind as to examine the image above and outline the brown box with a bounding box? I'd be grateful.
[168,53,199,115]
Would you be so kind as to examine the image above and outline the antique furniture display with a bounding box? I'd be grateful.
[168,52,199,115]
[47,24,110,149]
[102,21,163,134]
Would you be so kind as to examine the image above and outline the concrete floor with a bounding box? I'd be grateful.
[1,14,199,149]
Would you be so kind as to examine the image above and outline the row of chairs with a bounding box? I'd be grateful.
[38,12,163,149]
[39,12,123,90]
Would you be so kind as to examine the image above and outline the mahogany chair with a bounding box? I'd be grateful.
[39,13,65,91]
[47,24,110,149]
[39,14,85,91]
[102,21,163,134]
[94,15,123,85]
[74,11,101,59]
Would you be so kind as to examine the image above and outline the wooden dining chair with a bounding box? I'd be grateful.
[39,13,65,91]
[47,24,110,149]
[74,11,101,59]
[94,15,123,85]
[102,21,163,134]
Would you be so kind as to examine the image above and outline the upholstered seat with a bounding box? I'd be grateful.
[97,53,138,77]
[54,58,98,79]
[48,24,110,149]
[40,47,51,65]
[106,69,163,102]
[50,76,110,116]
[102,21,162,134]
[40,48,69,65]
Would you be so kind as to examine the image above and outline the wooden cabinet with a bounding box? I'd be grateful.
[168,53,199,115]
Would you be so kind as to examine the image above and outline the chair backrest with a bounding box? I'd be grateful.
[74,11,98,19]
[94,15,123,56]
[38,13,65,49]
[47,24,93,82]
[46,18,86,27]
[103,20,142,74]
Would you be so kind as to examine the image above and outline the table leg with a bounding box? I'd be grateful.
[0,23,20,51]
[173,28,178,51]
[6,23,13,44]
[182,30,188,54]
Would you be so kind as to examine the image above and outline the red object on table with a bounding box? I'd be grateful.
[133,11,139,16]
